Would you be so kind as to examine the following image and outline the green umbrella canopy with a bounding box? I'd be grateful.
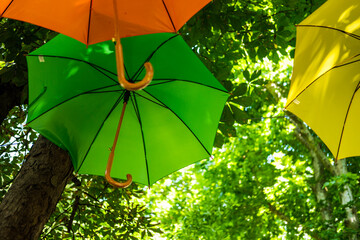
[27,33,229,186]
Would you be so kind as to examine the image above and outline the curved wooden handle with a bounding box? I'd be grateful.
[113,0,153,91]
[118,62,153,91]
[114,39,153,91]
[106,173,132,188]
[105,150,132,188]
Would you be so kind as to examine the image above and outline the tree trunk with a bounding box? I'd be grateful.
[312,153,332,222]
[335,159,359,240]
[288,114,333,220]
[0,135,73,240]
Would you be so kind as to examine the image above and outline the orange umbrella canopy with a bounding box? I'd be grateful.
[0,0,210,45]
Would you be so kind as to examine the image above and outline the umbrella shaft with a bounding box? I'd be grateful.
[113,0,121,40]
[107,101,127,169]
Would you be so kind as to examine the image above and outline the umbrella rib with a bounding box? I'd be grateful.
[77,91,126,172]
[28,86,47,108]
[86,0,94,46]
[124,61,132,82]
[298,25,360,41]
[129,93,151,186]
[27,54,118,84]
[143,89,211,156]
[285,55,360,109]
[336,81,360,160]
[133,92,168,109]
[0,0,14,16]
[149,78,228,93]
[27,85,123,124]
[90,89,123,94]
[162,0,177,32]
[131,34,180,80]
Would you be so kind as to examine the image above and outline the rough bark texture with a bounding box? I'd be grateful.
[288,114,333,221]
[335,159,359,240]
[0,135,73,240]
[312,154,333,222]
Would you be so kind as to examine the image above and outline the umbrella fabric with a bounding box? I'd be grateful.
[0,0,211,45]
[285,0,360,160]
[26,33,229,185]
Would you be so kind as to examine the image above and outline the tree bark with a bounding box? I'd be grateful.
[335,159,359,240]
[288,113,335,232]
[296,140,333,229]
[0,135,73,240]
[312,152,333,222]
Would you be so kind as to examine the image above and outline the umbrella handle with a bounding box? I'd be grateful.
[105,101,133,188]
[112,0,153,91]
[114,39,154,91]
[105,152,133,188]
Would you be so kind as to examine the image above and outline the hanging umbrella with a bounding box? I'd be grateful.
[26,33,229,187]
[0,0,212,91]
[285,0,360,160]
[0,0,211,45]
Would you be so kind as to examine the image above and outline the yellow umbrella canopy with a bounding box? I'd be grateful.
[285,0,360,160]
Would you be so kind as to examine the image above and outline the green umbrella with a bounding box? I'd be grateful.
[27,33,229,187]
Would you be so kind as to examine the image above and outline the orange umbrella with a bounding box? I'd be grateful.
[0,0,211,89]
[0,0,210,44]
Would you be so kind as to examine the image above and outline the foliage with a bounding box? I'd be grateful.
[0,106,161,239]
[147,0,360,239]
[148,57,321,239]
[42,176,159,239]
[0,106,34,198]
[3,0,360,239]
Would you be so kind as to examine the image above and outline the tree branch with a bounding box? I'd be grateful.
[286,112,335,174]
[67,195,80,233]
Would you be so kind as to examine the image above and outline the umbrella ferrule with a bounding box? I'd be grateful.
[124,91,130,103]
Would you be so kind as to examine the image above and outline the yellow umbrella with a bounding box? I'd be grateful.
[285,0,360,160]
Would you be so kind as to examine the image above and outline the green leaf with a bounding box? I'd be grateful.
[218,123,236,138]
[251,70,262,81]
[220,105,234,126]
[214,133,225,148]
[231,96,252,107]
[230,105,249,123]
[222,80,234,91]
[243,69,250,81]
[232,83,247,96]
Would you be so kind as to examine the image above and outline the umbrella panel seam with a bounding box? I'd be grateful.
[143,89,211,156]
[130,93,151,186]
[86,0,93,45]
[297,25,360,41]
[77,91,125,172]
[0,0,13,17]
[336,81,360,160]
[285,56,360,108]
[28,54,119,84]
[133,92,168,109]
[162,0,176,32]
[28,86,47,108]
[149,78,229,93]
[28,85,123,124]
[131,34,179,80]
